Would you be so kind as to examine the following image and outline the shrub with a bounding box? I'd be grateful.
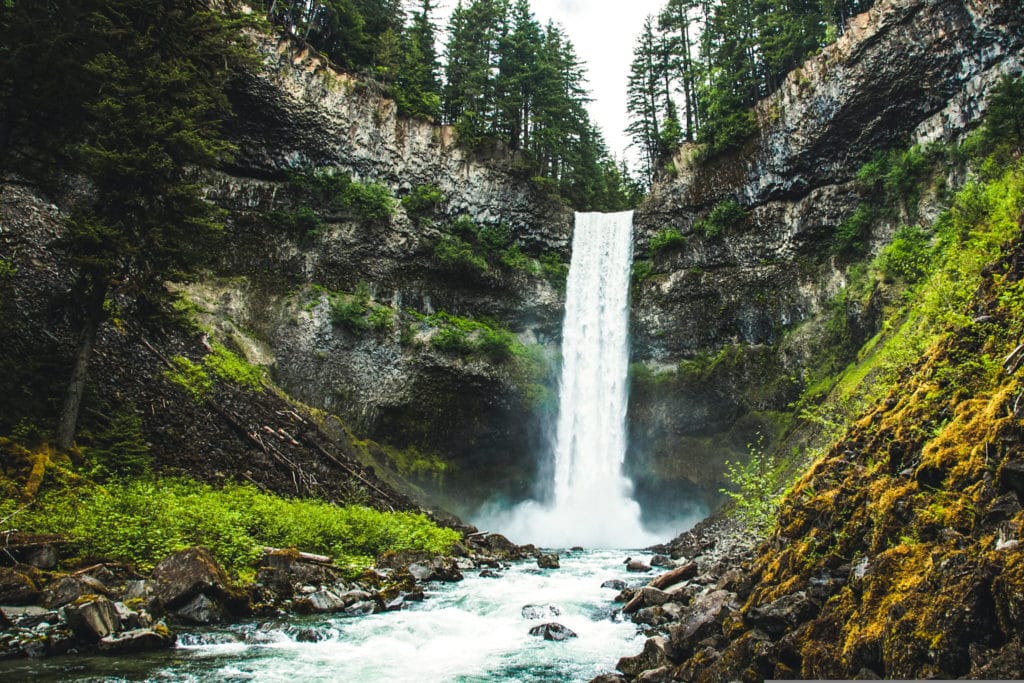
[477,327,516,362]
[649,227,686,255]
[330,295,369,333]
[720,436,779,531]
[270,207,322,235]
[16,478,460,574]
[79,406,151,480]
[632,259,654,283]
[343,180,395,222]
[434,236,489,279]
[879,224,931,283]
[367,306,394,332]
[833,204,875,255]
[401,184,445,217]
[431,327,472,354]
[695,200,747,239]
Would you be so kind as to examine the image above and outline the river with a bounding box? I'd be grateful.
[0,548,651,682]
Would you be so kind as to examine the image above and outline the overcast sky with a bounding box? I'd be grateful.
[433,0,668,168]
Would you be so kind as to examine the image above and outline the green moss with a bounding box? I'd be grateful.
[649,227,686,255]
[204,344,264,392]
[164,356,213,402]
[694,199,748,239]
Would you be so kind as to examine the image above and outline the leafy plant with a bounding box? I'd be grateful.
[649,227,686,255]
[720,435,780,531]
[695,200,747,239]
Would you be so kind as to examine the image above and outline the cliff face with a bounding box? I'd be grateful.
[188,38,573,515]
[628,0,1024,505]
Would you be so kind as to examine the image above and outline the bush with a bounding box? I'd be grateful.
[649,228,686,255]
[270,207,322,235]
[79,406,151,480]
[477,327,516,362]
[343,180,395,222]
[434,236,489,279]
[331,295,369,333]
[879,224,931,283]
[833,204,875,255]
[15,478,461,574]
[695,200,747,239]
[431,327,472,354]
[720,436,779,531]
[401,184,445,217]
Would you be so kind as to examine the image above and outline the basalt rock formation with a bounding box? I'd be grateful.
[627,0,1024,511]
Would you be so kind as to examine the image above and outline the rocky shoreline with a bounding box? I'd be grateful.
[0,529,539,661]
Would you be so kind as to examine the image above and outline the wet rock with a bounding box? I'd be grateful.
[384,595,405,611]
[407,563,433,582]
[614,587,638,603]
[650,555,674,568]
[601,579,627,590]
[618,636,673,677]
[338,589,373,606]
[537,553,560,569]
[588,674,627,683]
[344,600,377,616]
[295,589,345,614]
[0,567,39,605]
[43,575,109,609]
[640,586,671,606]
[294,627,326,643]
[64,595,120,641]
[668,589,734,657]
[522,604,561,620]
[122,579,156,606]
[455,557,476,571]
[479,569,500,578]
[627,560,652,573]
[528,622,577,641]
[637,666,674,682]
[746,591,816,638]
[174,593,228,625]
[113,601,149,630]
[633,606,670,627]
[151,547,230,611]
[97,626,175,654]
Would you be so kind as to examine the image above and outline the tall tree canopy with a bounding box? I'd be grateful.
[629,0,879,175]
[0,0,254,448]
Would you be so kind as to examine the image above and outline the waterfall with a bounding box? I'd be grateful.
[483,211,657,548]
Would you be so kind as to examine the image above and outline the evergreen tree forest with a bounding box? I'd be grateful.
[264,0,642,210]
[627,0,874,179]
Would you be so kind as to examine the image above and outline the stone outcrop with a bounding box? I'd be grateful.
[627,0,1024,507]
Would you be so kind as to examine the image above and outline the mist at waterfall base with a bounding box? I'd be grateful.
[476,211,699,548]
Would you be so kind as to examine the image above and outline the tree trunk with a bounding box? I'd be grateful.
[56,281,107,450]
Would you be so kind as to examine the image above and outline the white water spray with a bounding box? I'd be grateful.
[483,211,658,548]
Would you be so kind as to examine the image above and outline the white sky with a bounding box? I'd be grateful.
[433,0,668,168]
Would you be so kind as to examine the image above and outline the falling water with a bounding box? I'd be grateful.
[485,211,658,548]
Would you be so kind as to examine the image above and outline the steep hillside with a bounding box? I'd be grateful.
[627,0,1024,510]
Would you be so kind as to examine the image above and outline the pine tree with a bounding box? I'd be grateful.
[626,16,667,181]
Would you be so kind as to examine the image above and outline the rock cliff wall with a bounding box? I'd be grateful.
[628,0,1024,507]
[187,38,574,515]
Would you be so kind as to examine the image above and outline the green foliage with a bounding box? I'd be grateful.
[328,283,394,335]
[431,326,473,354]
[368,306,395,332]
[401,183,445,217]
[79,406,151,480]
[270,206,323,236]
[632,259,655,283]
[879,225,931,283]
[434,236,490,279]
[16,477,460,574]
[649,227,687,255]
[695,200,747,239]
[720,436,780,531]
[833,205,875,255]
[204,344,264,393]
[341,179,395,222]
[164,356,213,402]
[963,74,1024,164]
[539,252,569,285]
[0,257,16,279]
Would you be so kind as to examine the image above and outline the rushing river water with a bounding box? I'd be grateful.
[0,549,650,682]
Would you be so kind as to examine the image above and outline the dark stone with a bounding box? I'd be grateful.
[97,626,175,654]
[65,595,120,642]
[588,674,627,683]
[650,555,674,568]
[998,459,1024,498]
[633,606,670,627]
[0,567,39,605]
[617,636,672,677]
[344,600,376,616]
[151,547,231,611]
[640,586,671,606]
[746,591,817,638]
[537,553,560,569]
[668,589,734,657]
[174,593,228,625]
[522,604,561,620]
[384,596,404,611]
[984,493,1022,525]
[479,569,500,578]
[294,627,326,643]
[627,560,652,573]
[294,589,344,614]
[43,576,109,609]
[528,622,577,641]
[601,579,627,590]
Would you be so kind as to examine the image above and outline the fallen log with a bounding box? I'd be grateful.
[649,561,698,590]
[262,546,332,564]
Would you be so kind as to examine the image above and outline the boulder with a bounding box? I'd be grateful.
[150,547,230,611]
[407,563,433,582]
[0,567,39,605]
[633,606,671,627]
[174,593,228,625]
[344,600,377,616]
[618,636,673,677]
[601,579,627,590]
[627,560,652,573]
[122,579,156,605]
[537,553,560,569]
[528,622,577,641]
[295,589,345,614]
[64,595,120,641]
[479,569,500,578]
[745,591,817,638]
[637,666,674,682]
[43,575,110,609]
[650,555,674,568]
[98,626,175,654]
[522,604,561,620]
[589,675,627,683]
[668,590,734,656]
[640,586,671,606]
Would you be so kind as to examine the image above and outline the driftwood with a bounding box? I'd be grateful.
[649,561,699,591]
[262,546,332,564]
[1005,342,1024,374]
